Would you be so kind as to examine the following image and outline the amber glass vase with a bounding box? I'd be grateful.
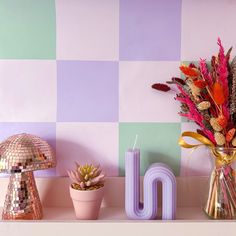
[204,147,236,219]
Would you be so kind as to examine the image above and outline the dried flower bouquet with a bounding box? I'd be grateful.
[152,39,236,219]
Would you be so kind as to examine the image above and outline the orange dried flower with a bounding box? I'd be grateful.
[217,115,227,128]
[212,82,225,105]
[179,65,199,77]
[226,128,236,143]
[193,80,207,89]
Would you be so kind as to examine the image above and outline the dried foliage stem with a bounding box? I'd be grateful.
[206,85,221,114]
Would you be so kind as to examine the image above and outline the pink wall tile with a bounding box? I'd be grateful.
[181,0,236,61]
[56,0,119,60]
[119,61,181,122]
[180,122,213,176]
[56,122,119,176]
[0,60,56,122]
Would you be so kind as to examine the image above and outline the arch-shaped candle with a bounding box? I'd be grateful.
[125,149,176,220]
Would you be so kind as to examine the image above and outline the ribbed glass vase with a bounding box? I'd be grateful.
[204,147,236,219]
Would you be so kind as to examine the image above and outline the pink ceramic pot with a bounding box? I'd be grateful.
[69,185,105,220]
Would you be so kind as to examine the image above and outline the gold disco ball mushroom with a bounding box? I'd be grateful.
[0,133,56,220]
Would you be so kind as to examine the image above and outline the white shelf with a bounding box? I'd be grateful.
[1,207,236,236]
[0,206,210,221]
[1,177,236,236]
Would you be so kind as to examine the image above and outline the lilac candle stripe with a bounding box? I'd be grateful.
[125,149,176,220]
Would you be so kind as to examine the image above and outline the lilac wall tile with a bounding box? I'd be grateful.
[0,122,56,177]
[120,0,182,60]
[57,61,119,122]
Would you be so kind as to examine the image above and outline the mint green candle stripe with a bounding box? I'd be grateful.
[119,123,181,176]
[0,0,56,59]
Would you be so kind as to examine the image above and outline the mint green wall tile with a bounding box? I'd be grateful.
[119,123,181,176]
[0,0,56,59]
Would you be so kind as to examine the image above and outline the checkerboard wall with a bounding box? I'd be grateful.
[0,0,236,177]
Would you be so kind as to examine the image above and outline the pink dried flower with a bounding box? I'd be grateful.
[217,38,228,91]
[175,84,215,143]
[217,38,230,121]
[199,59,213,86]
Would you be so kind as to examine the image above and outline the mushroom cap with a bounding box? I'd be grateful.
[0,133,56,173]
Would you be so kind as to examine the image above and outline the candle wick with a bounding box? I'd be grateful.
[133,134,138,150]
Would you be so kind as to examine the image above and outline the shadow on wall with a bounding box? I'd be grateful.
[146,151,178,173]
[147,151,212,177]
[180,150,213,177]
[40,176,73,208]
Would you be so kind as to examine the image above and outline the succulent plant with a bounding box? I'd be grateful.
[68,163,105,191]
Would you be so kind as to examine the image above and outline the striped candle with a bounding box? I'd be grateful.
[125,149,176,220]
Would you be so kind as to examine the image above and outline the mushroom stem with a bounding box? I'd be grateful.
[2,171,43,220]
